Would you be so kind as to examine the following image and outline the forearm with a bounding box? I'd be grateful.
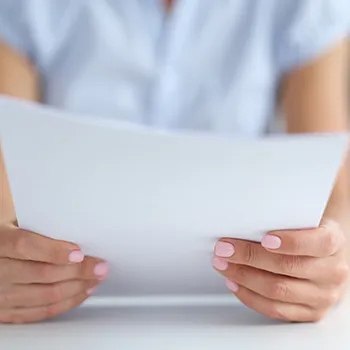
[323,159,350,255]
[0,40,39,224]
[281,39,350,247]
[0,152,15,224]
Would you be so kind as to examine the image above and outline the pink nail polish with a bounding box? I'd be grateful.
[212,257,229,271]
[215,242,235,258]
[262,235,281,250]
[68,250,85,263]
[87,288,96,296]
[226,279,239,293]
[94,262,109,278]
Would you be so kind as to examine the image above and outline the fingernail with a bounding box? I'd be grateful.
[68,250,85,263]
[212,257,229,271]
[226,279,239,293]
[87,288,96,296]
[94,262,109,278]
[262,235,282,250]
[215,242,235,258]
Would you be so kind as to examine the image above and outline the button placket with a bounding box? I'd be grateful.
[146,0,201,127]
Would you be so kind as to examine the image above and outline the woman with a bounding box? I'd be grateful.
[0,0,349,324]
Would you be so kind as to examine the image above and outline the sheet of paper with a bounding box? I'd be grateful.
[0,97,348,297]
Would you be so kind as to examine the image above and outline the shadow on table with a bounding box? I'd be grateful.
[53,304,283,327]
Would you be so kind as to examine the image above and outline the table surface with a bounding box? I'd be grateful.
[0,296,348,350]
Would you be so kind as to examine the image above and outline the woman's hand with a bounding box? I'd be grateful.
[213,219,349,322]
[0,223,108,324]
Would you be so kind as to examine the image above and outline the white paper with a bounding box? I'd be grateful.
[0,97,348,297]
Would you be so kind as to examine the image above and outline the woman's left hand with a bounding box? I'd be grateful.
[213,219,349,322]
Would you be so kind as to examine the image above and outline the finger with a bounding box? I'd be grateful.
[0,292,89,324]
[262,221,345,258]
[0,224,83,265]
[212,259,341,308]
[225,282,326,323]
[214,239,336,281]
[0,279,100,308]
[0,256,109,284]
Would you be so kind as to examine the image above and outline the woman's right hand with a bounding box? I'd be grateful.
[0,223,108,324]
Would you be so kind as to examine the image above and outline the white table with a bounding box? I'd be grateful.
[0,296,349,350]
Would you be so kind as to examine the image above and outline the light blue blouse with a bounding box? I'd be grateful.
[0,0,350,136]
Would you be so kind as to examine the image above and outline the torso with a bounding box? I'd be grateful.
[164,0,174,12]
[11,0,342,136]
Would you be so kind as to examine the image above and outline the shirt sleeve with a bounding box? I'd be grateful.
[0,0,34,60]
[276,0,350,73]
